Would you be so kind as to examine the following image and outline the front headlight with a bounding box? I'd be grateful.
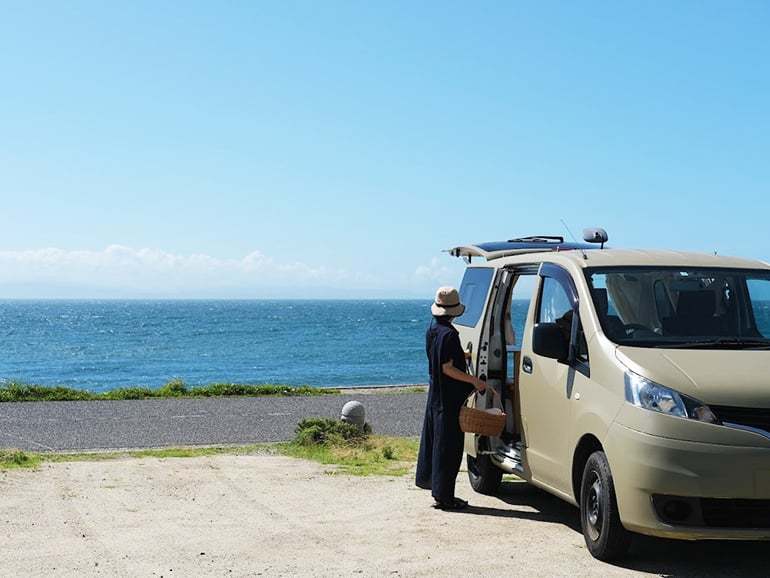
[624,371,720,424]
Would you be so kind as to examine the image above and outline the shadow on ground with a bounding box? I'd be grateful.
[459,480,768,577]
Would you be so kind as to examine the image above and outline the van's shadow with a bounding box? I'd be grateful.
[457,480,768,577]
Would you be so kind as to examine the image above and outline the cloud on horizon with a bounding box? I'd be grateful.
[0,245,376,298]
[0,245,460,298]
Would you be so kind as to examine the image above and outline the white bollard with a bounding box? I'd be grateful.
[340,401,365,428]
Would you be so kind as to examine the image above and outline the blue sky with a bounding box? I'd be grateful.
[1,2,768,298]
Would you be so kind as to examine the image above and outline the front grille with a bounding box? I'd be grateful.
[711,405,770,434]
[701,498,770,528]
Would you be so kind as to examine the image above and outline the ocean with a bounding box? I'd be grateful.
[0,300,529,392]
[2,300,767,392]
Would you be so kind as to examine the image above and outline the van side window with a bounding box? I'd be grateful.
[538,276,589,367]
[455,267,494,327]
[538,278,572,324]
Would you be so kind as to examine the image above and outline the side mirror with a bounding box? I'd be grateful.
[533,323,570,361]
[583,227,609,248]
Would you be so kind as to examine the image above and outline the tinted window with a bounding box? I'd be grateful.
[537,275,589,366]
[455,268,494,327]
[586,267,770,348]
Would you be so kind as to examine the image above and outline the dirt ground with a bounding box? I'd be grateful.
[1,455,767,577]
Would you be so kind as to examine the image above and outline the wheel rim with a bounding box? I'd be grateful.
[585,470,603,542]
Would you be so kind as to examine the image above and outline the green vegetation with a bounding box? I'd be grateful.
[282,435,418,477]
[0,449,41,470]
[349,386,427,394]
[49,444,274,463]
[0,444,276,471]
[399,386,428,394]
[293,417,372,446]
[0,379,338,403]
[282,417,419,476]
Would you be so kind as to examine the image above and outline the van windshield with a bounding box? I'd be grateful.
[585,267,770,349]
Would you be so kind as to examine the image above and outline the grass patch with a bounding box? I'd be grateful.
[45,444,274,463]
[279,417,419,476]
[343,386,427,394]
[280,436,418,476]
[398,386,428,394]
[0,449,40,470]
[0,444,276,470]
[0,379,338,403]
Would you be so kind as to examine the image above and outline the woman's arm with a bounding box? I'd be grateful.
[442,360,487,392]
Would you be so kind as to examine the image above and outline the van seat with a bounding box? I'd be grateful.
[592,288,626,339]
[662,290,721,337]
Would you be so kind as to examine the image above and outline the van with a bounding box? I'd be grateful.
[449,230,770,560]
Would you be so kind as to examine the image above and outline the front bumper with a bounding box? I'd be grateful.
[605,423,770,540]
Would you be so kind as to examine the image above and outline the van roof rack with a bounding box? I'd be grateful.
[507,235,564,244]
[448,235,598,261]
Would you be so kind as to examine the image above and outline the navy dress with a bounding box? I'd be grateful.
[415,318,474,502]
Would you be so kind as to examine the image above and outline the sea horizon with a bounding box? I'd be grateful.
[0,297,433,302]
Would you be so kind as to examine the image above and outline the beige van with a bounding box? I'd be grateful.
[450,230,770,560]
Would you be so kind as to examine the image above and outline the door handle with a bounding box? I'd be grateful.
[465,342,474,374]
[522,356,533,374]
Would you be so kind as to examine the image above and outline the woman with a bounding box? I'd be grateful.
[415,286,487,510]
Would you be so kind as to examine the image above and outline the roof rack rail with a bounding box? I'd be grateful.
[507,235,564,244]
[448,237,598,261]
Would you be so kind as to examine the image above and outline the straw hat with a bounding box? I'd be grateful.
[431,286,466,317]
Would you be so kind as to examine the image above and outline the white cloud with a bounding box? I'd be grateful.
[0,245,378,298]
[413,257,463,286]
[0,245,467,298]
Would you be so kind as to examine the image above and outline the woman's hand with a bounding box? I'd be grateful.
[473,377,487,392]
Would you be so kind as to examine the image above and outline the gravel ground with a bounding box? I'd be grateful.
[0,392,426,451]
[1,454,766,577]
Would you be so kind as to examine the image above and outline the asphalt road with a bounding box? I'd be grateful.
[0,392,427,452]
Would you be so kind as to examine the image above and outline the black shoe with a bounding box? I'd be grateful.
[432,497,468,510]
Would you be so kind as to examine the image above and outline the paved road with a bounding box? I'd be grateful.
[0,393,427,452]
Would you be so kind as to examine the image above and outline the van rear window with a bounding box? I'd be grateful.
[454,267,494,327]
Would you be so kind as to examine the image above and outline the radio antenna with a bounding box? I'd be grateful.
[560,219,588,260]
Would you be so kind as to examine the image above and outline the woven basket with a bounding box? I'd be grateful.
[459,406,506,437]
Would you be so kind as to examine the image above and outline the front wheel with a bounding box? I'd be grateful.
[579,451,632,561]
[467,443,503,495]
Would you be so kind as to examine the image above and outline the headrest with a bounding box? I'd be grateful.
[677,291,715,317]
[592,288,609,315]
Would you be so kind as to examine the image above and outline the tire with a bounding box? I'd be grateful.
[467,442,503,495]
[579,451,632,561]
